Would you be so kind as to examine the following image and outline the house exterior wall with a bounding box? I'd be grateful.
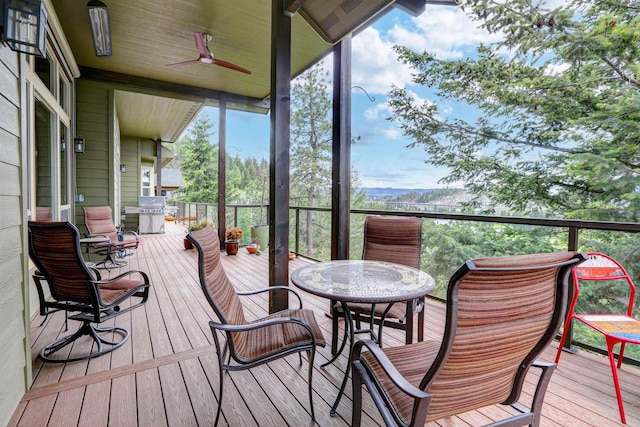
[121,136,141,230]
[0,47,30,426]
[74,80,121,231]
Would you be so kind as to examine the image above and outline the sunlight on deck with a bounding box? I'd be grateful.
[9,221,640,426]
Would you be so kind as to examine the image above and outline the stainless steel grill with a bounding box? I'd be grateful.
[138,196,165,234]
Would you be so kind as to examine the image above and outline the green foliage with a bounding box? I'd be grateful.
[421,221,564,298]
[177,116,218,203]
[388,0,640,222]
[187,218,213,232]
[290,64,333,208]
[289,64,362,259]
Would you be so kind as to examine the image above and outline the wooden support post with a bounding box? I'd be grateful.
[331,35,352,261]
[218,95,227,247]
[269,0,292,313]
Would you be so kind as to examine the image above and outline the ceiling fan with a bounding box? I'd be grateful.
[166,32,251,74]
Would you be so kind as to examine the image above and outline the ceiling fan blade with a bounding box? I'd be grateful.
[194,32,210,57]
[213,58,252,74]
[165,59,201,67]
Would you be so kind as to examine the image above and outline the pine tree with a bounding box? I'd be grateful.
[290,64,333,257]
[177,116,218,203]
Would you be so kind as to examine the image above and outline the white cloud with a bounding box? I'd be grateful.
[351,27,414,94]
[351,6,504,95]
[363,103,390,121]
[545,62,570,75]
[403,6,502,57]
[381,128,401,139]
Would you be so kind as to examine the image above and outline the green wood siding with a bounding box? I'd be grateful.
[75,80,118,231]
[0,47,29,427]
[121,136,140,230]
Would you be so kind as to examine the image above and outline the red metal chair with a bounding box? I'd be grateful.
[555,252,640,424]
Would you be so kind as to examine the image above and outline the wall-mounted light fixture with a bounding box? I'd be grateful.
[60,138,66,152]
[120,163,126,173]
[73,137,85,153]
[86,0,111,57]
[1,0,47,57]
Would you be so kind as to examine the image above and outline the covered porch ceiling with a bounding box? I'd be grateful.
[50,0,446,142]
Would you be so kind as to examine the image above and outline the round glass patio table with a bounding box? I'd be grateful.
[291,260,435,415]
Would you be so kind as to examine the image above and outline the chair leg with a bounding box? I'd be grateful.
[405,301,415,345]
[417,307,424,342]
[307,347,317,420]
[529,362,556,427]
[606,338,626,424]
[215,366,225,427]
[351,361,364,427]
[618,342,627,369]
[331,300,339,355]
[554,322,570,364]
[212,329,226,427]
[39,322,128,363]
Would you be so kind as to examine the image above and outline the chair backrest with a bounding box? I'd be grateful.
[573,252,635,316]
[362,216,422,269]
[421,251,586,422]
[28,221,96,304]
[187,225,247,328]
[35,206,51,221]
[83,206,118,242]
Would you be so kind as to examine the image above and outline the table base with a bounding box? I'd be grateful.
[323,302,392,415]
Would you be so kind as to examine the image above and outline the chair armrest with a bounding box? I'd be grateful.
[237,286,303,309]
[88,267,102,280]
[95,269,150,285]
[352,339,430,400]
[120,229,139,240]
[85,233,111,245]
[210,316,318,343]
[92,269,150,306]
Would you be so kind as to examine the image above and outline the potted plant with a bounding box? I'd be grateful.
[184,219,212,249]
[250,175,269,250]
[225,227,243,255]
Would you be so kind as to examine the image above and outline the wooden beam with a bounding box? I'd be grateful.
[155,139,162,196]
[283,0,306,16]
[269,0,292,313]
[78,66,270,112]
[395,0,459,16]
[394,0,427,16]
[218,96,227,248]
[331,35,352,261]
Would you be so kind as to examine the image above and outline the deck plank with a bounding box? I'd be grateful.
[11,221,640,427]
[136,369,168,427]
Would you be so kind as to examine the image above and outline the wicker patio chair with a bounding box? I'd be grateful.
[555,252,640,424]
[331,216,424,353]
[351,251,587,427]
[28,221,150,363]
[187,225,326,426]
[83,206,139,269]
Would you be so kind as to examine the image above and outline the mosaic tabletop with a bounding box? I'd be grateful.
[291,260,435,303]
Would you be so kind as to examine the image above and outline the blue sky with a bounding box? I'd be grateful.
[198,5,501,189]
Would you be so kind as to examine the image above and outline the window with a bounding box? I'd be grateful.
[142,167,152,197]
[26,35,73,221]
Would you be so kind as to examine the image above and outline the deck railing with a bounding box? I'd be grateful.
[170,200,640,365]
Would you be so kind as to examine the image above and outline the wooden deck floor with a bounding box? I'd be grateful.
[9,221,640,426]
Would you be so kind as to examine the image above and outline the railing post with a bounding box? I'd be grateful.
[295,207,300,255]
[561,225,580,353]
[234,206,239,227]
